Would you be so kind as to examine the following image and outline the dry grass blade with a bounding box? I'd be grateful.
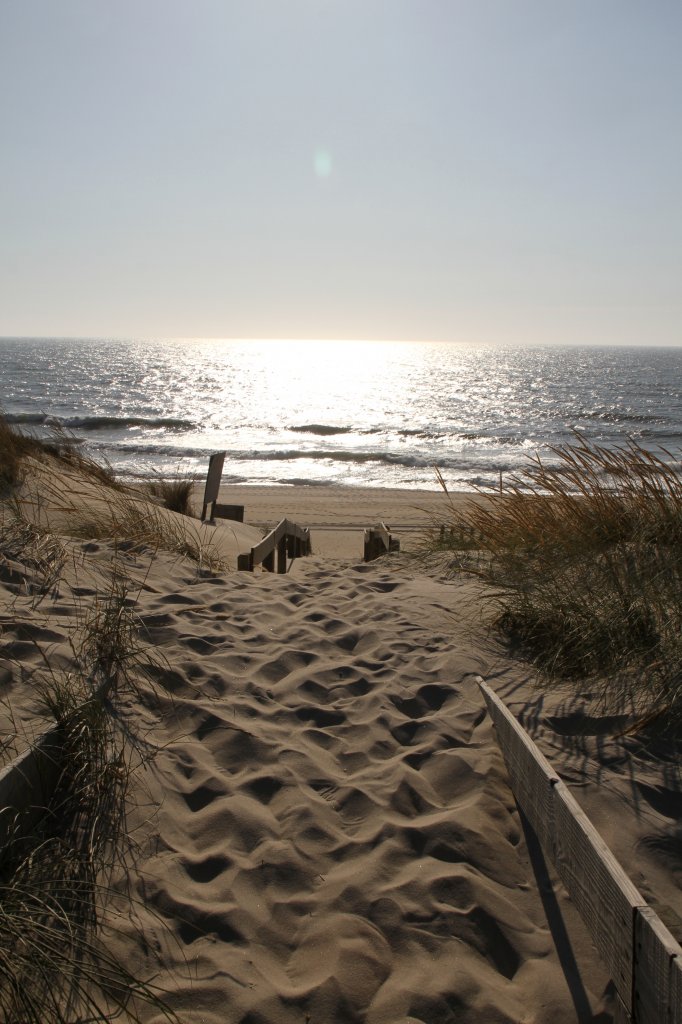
[1,410,225,572]
[0,415,46,492]
[38,423,123,492]
[30,479,226,574]
[0,498,66,602]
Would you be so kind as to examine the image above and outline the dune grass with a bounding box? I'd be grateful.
[429,437,682,728]
[0,412,122,495]
[145,468,197,516]
[62,489,226,573]
[0,416,46,492]
[0,412,225,574]
[0,497,67,602]
[0,556,177,1023]
[0,416,212,1018]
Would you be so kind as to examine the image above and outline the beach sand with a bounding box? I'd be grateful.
[2,465,680,1022]
[196,482,482,561]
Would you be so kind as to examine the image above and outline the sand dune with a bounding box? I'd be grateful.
[2,469,680,1022]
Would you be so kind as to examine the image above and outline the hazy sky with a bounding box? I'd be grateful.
[1,1,680,344]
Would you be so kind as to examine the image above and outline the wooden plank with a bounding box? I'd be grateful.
[287,533,300,558]
[283,520,308,543]
[478,678,682,1022]
[240,519,310,571]
[613,995,633,1024]
[671,954,682,1024]
[213,503,244,522]
[375,522,391,545]
[277,534,287,574]
[363,522,399,561]
[477,679,559,855]
[552,781,643,1013]
[201,451,226,520]
[250,520,284,565]
[0,724,63,852]
[364,529,388,563]
[262,549,275,572]
[634,906,682,1024]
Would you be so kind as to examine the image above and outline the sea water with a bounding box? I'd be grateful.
[1,338,680,491]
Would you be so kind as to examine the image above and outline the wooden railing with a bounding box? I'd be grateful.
[477,677,682,1024]
[363,522,400,562]
[237,518,311,573]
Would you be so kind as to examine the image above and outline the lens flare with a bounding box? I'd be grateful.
[314,149,333,178]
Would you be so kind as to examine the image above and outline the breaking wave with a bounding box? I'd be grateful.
[4,413,194,431]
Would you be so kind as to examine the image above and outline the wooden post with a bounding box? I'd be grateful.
[237,552,253,571]
[364,523,396,562]
[277,534,287,574]
[263,549,275,572]
[201,451,226,522]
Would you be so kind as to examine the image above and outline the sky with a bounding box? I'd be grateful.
[1,1,681,345]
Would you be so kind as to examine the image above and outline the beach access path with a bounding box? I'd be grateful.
[2,473,680,1022]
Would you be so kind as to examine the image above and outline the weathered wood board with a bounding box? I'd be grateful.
[477,677,682,1023]
[201,451,226,521]
[479,679,558,855]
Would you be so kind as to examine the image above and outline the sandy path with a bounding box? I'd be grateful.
[4,468,679,1022]
[108,552,611,1024]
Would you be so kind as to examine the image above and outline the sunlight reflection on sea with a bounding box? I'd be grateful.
[1,338,680,490]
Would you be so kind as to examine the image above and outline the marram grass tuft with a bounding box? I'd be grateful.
[428,436,682,730]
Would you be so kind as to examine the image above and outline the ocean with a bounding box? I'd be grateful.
[1,338,681,491]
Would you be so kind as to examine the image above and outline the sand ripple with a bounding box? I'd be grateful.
[101,557,614,1024]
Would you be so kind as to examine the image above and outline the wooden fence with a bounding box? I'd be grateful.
[477,677,682,1024]
[237,518,311,573]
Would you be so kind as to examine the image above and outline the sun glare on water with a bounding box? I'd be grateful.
[206,338,407,405]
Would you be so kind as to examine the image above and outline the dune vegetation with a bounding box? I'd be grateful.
[0,413,224,573]
[145,469,197,516]
[427,436,682,729]
[0,414,123,496]
[0,517,177,1022]
[0,414,198,1020]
